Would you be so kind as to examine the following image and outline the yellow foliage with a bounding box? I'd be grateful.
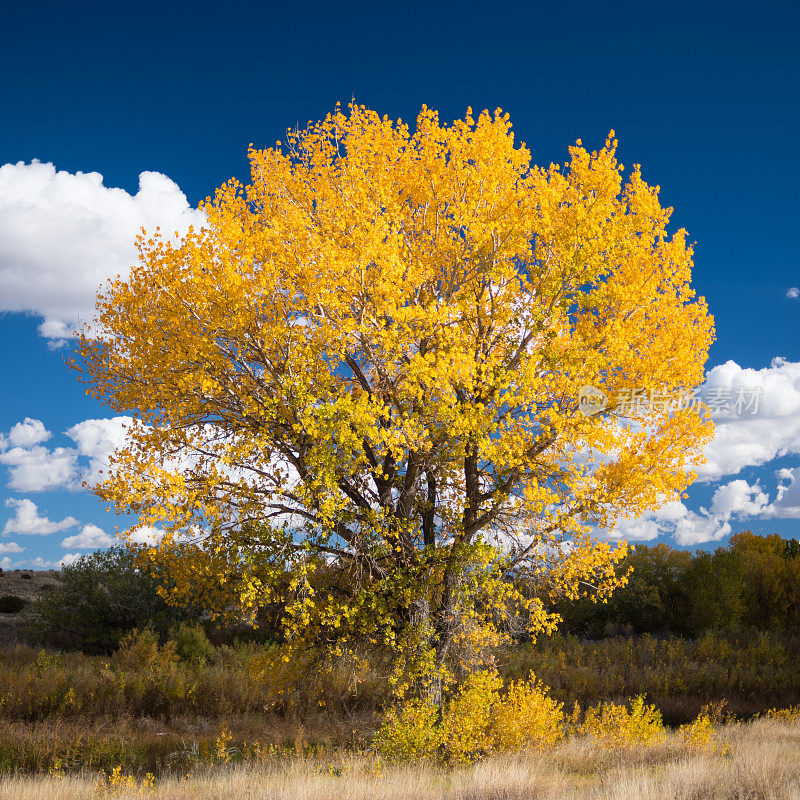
[214,724,234,764]
[112,629,178,674]
[759,705,800,723]
[375,696,441,761]
[679,707,721,753]
[77,102,714,687]
[490,672,565,752]
[579,695,665,747]
[439,670,503,763]
[94,765,155,796]
[377,669,565,763]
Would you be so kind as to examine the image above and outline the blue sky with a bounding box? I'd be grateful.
[1,0,799,567]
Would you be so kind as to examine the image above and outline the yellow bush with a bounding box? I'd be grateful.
[439,670,503,764]
[375,670,503,763]
[490,672,565,752]
[374,696,441,761]
[377,670,567,763]
[112,629,178,674]
[580,695,665,747]
[213,723,235,764]
[679,704,726,754]
[94,765,155,796]
[759,705,800,723]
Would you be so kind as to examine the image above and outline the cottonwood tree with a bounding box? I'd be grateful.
[79,104,714,693]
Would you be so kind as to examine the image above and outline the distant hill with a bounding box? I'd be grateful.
[0,568,61,644]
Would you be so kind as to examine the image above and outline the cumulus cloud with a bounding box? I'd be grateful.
[126,525,165,545]
[787,287,799,299]
[66,416,133,486]
[25,554,81,569]
[606,517,662,542]
[60,524,114,549]
[0,416,132,491]
[673,514,731,547]
[0,418,51,450]
[761,467,800,519]
[606,357,800,542]
[709,480,770,517]
[698,358,800,481]
[0,445,79,492]
[0,542,24,554]
[3,499,78,535]
[607,499,731,547]
[0,161,204,344]
[607,473,800,546]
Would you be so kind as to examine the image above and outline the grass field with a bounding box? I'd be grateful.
[4,570,800,796]
[1,716,798,799]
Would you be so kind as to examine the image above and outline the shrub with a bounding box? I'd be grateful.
[679,705,721,753]
[172,622,215,666]
[377,670,564,764]
[0,595,25,613]
[439,670,502,764]
[23,547,203,653]
[490,672,565,752]
[760,705,800,723]
[32,649,64,672]
[94,765,156,796]
[112,629,179,674]
[579,695,665,747]
[374,696,440,761]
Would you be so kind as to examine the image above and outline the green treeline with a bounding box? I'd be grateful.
[18,532,800,655]
[550,532,800,638]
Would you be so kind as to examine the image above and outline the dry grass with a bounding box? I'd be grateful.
[1,718,799,800]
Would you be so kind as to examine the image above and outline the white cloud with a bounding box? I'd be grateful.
[606,516,662,542]
[25,554,80,569]
[787,287,799,299]
[698,358,800,481]
[709,480,769,517]
[761,467,800,519]
[0,445,78,492]
[0,542,24,554]
[3,499,78,535]
[61,524,114,549]
[607,472,800,546]
[3,418,51,449]
[126,525,165,545]
[0,415,132,491]
[0,556,11,569]
[607,499,731,547]
[0,161,204,343]
[673,514,731,547]
[66,416,133,486]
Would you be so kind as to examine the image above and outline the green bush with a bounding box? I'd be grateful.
[0,595,25,613]
[23,547,204,653]
[172,622,215,666]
